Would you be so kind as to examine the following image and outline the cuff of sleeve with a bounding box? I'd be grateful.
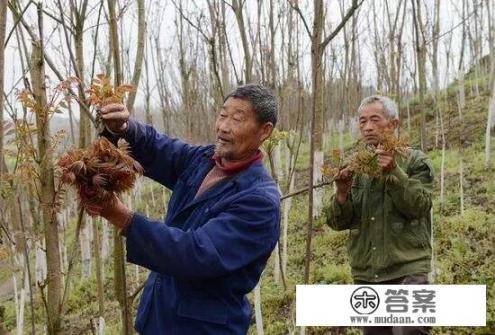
[118,211,135,237]
[124,213,146,263]
[105,123,127,136]
[386,165,409,190]
[120,119,138,143]
[100,118,137,139]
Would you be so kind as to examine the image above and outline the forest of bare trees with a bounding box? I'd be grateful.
[0,0,494,334]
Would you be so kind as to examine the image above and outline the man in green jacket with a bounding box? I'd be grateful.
[325,95,434,335]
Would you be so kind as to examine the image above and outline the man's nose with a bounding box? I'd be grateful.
[217,118,232,133]
[362,120,373,132]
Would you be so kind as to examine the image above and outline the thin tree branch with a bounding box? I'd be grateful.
[43,8,73,33]
[287,1,311,39]
[321,0,363,49]
[4,0,34,47]
[280,180,333,201]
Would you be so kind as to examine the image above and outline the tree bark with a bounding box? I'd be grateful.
[107,0,132,333]
[411,0,428,150]
[126,0,146,113]
[31,36,62,335]
[0,0,6,176]
[93,218,105,331]
[232,0,252,82]
[253,281,264,335]
[486,77,495,168]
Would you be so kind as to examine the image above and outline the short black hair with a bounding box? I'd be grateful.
[224,83,278,126]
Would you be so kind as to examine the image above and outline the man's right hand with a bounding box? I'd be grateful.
[99,103,130,134]
[335,167,353,204]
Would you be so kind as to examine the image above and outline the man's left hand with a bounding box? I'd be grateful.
[376,148,396,173]
[84,195,134,230]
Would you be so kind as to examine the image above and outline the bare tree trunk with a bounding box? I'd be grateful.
[93,217,105,332]
[8,193,27,335]
[12,268,26,335]
[281,170,295,277]
[411,0,428,150]
[31,19,62,334]
[487,0,495,88]
[431,0,440,94]
[107,0,132,333]
[486,78,495,168]
[459,158,464,216]
[232,0,252,82]
[457,88,465,216]
[0,0,6,176]
[126,0,146,113]
[176,3,193,141]
[253,281,264,335]
[439,92,446,211]
[267,144,283,284]
[80,219,92,278]
[18,197,36,335]
[143,53,153,125]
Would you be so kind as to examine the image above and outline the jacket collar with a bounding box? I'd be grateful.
[173,158,267,219]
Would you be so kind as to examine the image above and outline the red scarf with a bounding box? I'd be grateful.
[212,150,264,174]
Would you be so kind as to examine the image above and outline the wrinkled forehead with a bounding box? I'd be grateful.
[358,102,387,118]
[221,97,255,113]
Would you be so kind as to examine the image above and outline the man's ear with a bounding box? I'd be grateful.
[259,122,274,142]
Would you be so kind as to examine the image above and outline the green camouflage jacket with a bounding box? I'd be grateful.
[325,149,434,282]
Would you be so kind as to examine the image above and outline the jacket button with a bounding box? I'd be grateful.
[372,246,376,251]
[375,274,378,279]
[370,217,375,221]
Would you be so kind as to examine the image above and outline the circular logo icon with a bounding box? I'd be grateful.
[350,286,380,315]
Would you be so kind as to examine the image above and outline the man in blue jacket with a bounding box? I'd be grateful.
[88,84,281,334]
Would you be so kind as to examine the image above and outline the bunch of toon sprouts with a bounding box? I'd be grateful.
[57,74,142,213]
[322,131,410,180]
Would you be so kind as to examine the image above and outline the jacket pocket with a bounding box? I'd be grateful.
[177,296,228,325]
[390,218,428,249]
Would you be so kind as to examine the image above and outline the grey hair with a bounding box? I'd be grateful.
[357,95,399,120]
[224,83,278,126]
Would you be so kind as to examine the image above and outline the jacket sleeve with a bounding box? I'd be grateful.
[102,119,202,190]
[325,194,353,231]
[386,153,434,219]
[124,193,280,279]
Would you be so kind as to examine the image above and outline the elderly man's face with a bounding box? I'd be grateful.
[359,102,399,145]
[215,97,273,162]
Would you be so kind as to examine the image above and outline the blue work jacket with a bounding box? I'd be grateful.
[105,119,280,334]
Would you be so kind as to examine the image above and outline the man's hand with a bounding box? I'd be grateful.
[335,167,353,204]
[84,195,133,230]
[99,103,130,134]
[376,148,396,173]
